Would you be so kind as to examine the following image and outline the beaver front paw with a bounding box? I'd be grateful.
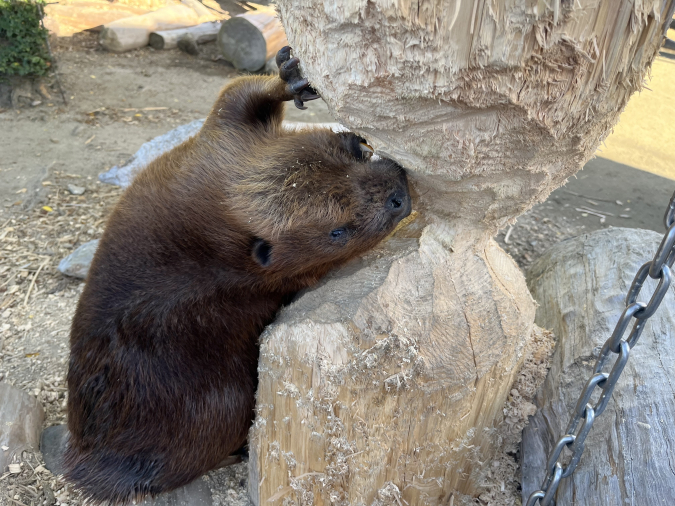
[276,46,320,110]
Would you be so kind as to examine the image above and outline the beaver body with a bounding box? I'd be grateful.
[64,48,411,503]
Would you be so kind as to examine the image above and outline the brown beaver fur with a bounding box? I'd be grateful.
[64,47,411,503]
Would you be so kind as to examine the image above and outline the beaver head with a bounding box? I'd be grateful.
[227,130,411,287]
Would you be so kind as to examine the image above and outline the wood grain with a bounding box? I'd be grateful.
[250,1,675,503]
[523,227,675,505]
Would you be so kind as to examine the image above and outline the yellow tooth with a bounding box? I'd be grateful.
[360,142,374,153]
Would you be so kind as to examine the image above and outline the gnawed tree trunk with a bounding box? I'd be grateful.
[250,1,675,504]
[522,228,675,504]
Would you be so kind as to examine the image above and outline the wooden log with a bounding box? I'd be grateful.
[149,21,222,50]
[249,0,675,504]
[217,6,287,72]
[43,0,153,38]
[99,0,226,53]
[522,227,675,504]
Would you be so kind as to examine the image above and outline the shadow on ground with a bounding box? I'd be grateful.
[547,156,675,233]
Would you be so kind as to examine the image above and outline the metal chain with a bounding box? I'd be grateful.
[526,190,675,506]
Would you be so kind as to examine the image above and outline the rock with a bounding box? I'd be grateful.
[40,424,68,476]
[139,478,213,505]
[10,78,35,108]
[99,120,346,188]
[58,239,99,279]
[177,33,200,55]
[0,82,11,108]
[99,119,205,188]
[67,184,85,195]
[0,383,45,471]
[264,56,278,75]
[40,424,212,504]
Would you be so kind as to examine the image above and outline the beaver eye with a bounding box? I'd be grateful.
[330,228,346,239]
[330,227,353,243]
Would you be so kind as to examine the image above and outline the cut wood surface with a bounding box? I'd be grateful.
[522,227,675,505]
[249,1,675,504]
[217,6,287,71]
[278,0,675,233]
[250,227,537,506]
[149,21,221,50]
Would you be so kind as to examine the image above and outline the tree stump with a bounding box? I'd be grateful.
[250,1,675,504]
[522,228,675,504]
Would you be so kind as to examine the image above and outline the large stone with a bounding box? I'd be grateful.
[58,239,99,279]
[0,383,45,471]
[99,119,205,188]
[40,424,68,476]
[40,424,213,505]
[139,478,213,506]
[98,121,345,188]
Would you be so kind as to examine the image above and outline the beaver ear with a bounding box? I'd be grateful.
[337,132,373,161]
[252,238,273,267]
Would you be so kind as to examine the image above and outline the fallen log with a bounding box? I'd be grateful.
[522,227,675,504]
[100,0,226,53]
[43,0,152,37]
[149,21,221,50]
[217,7,287,71]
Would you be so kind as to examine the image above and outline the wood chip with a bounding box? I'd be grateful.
[577,205,614,216]
[575,207,606,219]
[23,258,49,306]
[8,464,21,474]
[504,225,514,244]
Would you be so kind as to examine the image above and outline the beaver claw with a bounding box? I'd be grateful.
[277,46,320,110]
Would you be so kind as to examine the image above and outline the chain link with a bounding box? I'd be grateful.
[526,190,675,506]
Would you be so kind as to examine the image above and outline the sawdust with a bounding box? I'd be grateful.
[476,326,556,506]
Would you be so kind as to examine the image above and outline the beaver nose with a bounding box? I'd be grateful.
[386,189,412,219]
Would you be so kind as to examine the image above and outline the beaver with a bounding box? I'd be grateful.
[64,46,411,503]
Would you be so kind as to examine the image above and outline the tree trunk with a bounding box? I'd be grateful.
[249,1,675,504]
[522,228,675,504]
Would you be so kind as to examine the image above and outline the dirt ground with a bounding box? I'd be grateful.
[1,32,674,506]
